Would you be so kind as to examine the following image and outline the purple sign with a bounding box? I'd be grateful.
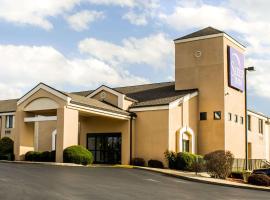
[228,46,244,91]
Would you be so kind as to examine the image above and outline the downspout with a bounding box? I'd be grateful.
[129,113,136,164]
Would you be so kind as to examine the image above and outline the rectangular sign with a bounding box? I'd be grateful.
[228,46,244,91]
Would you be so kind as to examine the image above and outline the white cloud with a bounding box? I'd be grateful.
[78,33,173,68]
[0,44,147,99]
[122,11,147,26]
[0,0,80,30]
[66,10,104,31]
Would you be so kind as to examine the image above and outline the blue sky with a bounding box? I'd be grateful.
[0,0,270,115]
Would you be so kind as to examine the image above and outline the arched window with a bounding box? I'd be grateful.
[182,132,190,152]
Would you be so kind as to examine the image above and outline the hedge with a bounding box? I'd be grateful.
[148,160,164,168]
[0,137,14,161]
[63,145,93,165]
[248,174,270,186]
[25,151,55,162]
[131,157,145,166]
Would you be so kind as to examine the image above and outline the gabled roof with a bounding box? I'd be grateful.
[0,99,18,113]
[174,27,223,41]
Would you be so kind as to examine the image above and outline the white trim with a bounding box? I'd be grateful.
[129,91,198,112]
[0,112,15,116]
[24,116,57,122]
[51,129,57,151]
[174,33,246,50]
[17,83,70,105]
[87,85,125,108]
[179,126,196,154]
[34,121,39,151]
[247,110,268,120]
[67,103,130,120]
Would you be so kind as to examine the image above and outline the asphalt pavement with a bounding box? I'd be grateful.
[0,163,268,200]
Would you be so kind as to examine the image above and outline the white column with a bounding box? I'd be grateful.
[34,121,39,151]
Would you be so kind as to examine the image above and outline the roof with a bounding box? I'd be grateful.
[174,27,223,41]
[0,99,18,113]
[247,109,269,119]
[67,93,130,116]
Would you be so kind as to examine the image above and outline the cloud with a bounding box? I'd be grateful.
[122,11,147,26]
[78,33,173,68]
[0,44,147,99]
[0,0,80,30]
[66,10,105,31]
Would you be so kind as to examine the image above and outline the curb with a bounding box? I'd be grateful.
[133,166,270,192]
[0,160,84,167]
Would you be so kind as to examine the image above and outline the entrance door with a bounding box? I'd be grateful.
[87,133,121,164]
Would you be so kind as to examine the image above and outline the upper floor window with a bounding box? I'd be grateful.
[228,113,232,121]
[234,114,238,123]
[247,115,251,131]
[214,111,221,120]
[240,116,244,125]
[259,119,264,134]
[5,115,14,129]
[200,112,207,121]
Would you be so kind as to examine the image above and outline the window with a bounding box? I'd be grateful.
[214,111,221,120]
[5,115,14,129]
[247,115,251,131]
[182,139,190,152]
[234,114,238,123]
[228,113,232,121]
[200,112,207,120]
[240,116,244,124]
[259,119,264,134]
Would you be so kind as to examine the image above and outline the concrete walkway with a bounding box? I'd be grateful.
[133,166,270,192]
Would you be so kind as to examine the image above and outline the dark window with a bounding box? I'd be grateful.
[5,115,14,129]
[214,111,222,120]
[240,116,244,124]
[259,119,264,134]
[234,114,238,123]
[228,113,232,121]
[182,139,190,153]
[247,115,251,131]
[200,112,207,120]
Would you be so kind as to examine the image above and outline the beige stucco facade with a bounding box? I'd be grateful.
[0,27,269,166]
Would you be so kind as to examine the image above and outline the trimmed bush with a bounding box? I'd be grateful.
[248,174,270,186]
[0,137,14,161]
[204,150,234,179]
[175,152,197,171]
[230,171,243,180]
[25,151,55,162]
[148,160,164,168]
[131,157,145,166]
[190,156,205,174]
[63,145,93,165]
[164,150,177,169]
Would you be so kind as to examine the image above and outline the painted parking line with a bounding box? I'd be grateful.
[174,180,191,184]
[144,178,160,183]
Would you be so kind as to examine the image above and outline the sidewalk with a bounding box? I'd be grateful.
[133,166,270,192]
[0,160,84,167]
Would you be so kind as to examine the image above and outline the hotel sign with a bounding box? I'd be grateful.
[228,46,244,91]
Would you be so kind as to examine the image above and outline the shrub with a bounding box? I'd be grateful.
[63,145,93,165]
[248,174,270,186]
[204,150,234,179]
[131,157,145,166]
[25,151,55,162]
[175,152,197,171]
[0,137,14,160]
[148,160,164,168]
[190,156,205,174]
[164,150,177,169]
[230,171,243,179]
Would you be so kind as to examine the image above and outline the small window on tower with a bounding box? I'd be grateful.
[228,113,232,121]
[214,111,222,120]
[200,112,207,121]
[234,115,238,123]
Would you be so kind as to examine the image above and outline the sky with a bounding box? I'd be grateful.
[0,0,270,115]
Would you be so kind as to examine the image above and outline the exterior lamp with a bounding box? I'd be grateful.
[244,66,255,171]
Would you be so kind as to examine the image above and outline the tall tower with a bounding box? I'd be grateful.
[174,27,246,158]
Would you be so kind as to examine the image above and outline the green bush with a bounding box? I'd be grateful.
[25,151,55,162]
[190,156,205,174]
[175,152,197,171]
[248,174,270,186]
[164,150,177,169]
[131,157,145,166]
[148,160,164,168]
[63,145,93,165]
[204,150,234,179]
[0,137,14,161]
